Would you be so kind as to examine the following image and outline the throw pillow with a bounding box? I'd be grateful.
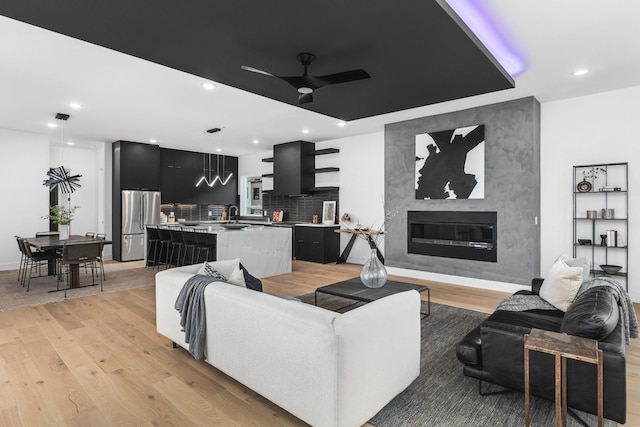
[539,259,583,311]
[199,262,227,282]
[239,262,263,292]
[226,264,247,288]
[558,253,590,282]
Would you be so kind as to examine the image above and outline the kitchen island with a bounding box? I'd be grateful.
[145,224,291,278]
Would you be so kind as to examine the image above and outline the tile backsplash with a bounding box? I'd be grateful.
[263,189,339,223]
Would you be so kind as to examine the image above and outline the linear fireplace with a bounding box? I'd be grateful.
[407,211,497,262]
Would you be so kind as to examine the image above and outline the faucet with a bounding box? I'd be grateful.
[229,205,239,222]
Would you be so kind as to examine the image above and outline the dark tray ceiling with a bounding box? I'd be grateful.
[0,0,514,121]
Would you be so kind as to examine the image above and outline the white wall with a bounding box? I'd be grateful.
[0,129,51,270]
[0,127,111,271]
[541,85,640,301]
[50,145,98,236]
[317,133,385,264]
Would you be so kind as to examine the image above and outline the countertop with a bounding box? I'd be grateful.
[158,220,339,228]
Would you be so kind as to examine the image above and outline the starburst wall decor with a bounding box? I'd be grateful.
[43,166,82,193]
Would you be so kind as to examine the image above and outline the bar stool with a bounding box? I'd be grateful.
[168,227,184,267]
[194,228,214,262]
[146,226,161,268]
[180,227,198,266]
[156,226,173,269]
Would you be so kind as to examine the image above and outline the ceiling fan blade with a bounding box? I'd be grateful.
[298,92,313,104]
[318,69,371,85]
[241,65,274,77]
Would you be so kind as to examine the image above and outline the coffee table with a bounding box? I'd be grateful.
[315,277,430,316]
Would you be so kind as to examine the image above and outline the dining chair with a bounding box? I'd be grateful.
[14,236,27,284]
[59,241,103,298]
[22,238,61,292]
[96,237,106,280]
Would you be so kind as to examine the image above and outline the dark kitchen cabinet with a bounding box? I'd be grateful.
[295,225,339,263]
[273,141,315,195]
[114,141,160,190]
[160,148,238,204]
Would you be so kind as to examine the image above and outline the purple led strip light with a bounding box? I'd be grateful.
[446,0,526,77]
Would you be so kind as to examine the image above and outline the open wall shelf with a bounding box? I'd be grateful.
[573,162,628,290]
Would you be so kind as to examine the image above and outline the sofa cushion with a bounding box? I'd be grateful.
[561,286,619,340]
[489,309,564,332]
[240,262,263,292]
[539,258,583,311]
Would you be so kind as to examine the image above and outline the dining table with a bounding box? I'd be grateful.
[24,234,111,289]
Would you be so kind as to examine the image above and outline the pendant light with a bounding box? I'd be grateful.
[195,126,232,187]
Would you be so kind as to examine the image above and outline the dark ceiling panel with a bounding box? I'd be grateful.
[0,0,514,120]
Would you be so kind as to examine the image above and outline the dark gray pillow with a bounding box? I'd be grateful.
[561,287,619,340]
[239,262,262,292]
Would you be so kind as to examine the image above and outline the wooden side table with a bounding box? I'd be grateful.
[524,329,603,427]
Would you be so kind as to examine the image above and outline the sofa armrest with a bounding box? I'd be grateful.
[333,290,421,427]
[531,277,544,294]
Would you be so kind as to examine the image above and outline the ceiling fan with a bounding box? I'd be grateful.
[241,52,370,104]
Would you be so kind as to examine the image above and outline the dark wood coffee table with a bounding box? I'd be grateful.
[315,277,430,316]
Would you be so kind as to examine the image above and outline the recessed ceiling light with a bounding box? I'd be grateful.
[202,82,216,90]
[66,141,74,146]
[572,69,589,76]
[252,139,260,144]
[337,121,346,127]
[216,148,222,152]
[150,139,157,143]
[47,122,57,128]
[69,102,82,109]
[302,129,310,134]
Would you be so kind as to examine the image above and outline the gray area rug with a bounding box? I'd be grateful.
[0,260,155,311]
[302,293,615,427]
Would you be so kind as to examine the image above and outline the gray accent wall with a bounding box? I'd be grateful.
[384,97,541,285]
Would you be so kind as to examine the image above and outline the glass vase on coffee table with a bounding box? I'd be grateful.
[360,235,387,288]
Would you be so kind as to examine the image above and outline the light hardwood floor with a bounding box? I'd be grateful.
[0,261,638,426]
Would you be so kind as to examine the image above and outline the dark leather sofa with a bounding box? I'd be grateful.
[456,278,627,424]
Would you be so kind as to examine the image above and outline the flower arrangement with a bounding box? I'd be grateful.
[43,205,79,225]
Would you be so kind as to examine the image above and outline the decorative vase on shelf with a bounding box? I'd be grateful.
[59,224,70,240]
[360,248,388,288]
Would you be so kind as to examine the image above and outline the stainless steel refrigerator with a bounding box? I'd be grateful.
[121,190,161,261]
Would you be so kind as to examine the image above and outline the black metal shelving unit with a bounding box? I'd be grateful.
[572,162,628,290]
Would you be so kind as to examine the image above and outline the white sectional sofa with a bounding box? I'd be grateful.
[155,260,421,427]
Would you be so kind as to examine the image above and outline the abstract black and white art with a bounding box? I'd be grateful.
[415,125,485,200]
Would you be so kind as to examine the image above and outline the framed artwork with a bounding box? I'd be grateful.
[322,201,336,224]
[415,124,485,199]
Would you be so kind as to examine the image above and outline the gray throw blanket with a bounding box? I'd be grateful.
[497,277,638,344]
[174,274,221,361]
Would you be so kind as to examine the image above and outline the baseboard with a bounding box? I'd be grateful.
[385,266,528,294]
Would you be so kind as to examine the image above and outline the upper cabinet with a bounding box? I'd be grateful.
[273,141,316,195]
[113,140,160,190]
[160,148,238,205]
